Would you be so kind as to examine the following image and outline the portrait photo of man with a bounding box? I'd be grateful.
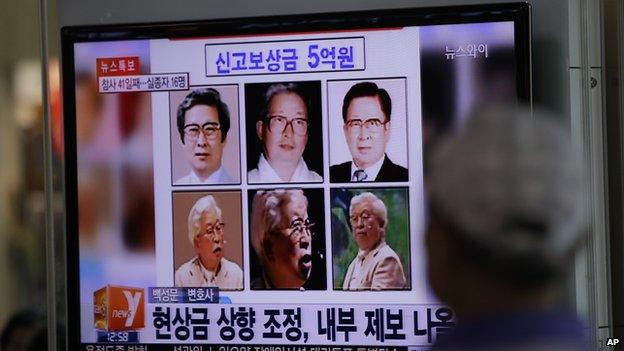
[245,81,323,184]
[171,86,240,185]
[329,80,409,183]
[331,189,410,290]
[173,192,243,290]
[249,188,326,290]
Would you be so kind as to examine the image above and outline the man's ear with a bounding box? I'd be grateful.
[256,120,264,141]
[193,236,200,250]
[384,120,391,140]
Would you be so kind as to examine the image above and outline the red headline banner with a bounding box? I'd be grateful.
[96,57,141,77]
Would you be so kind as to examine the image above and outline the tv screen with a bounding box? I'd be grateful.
[61,3,530,349]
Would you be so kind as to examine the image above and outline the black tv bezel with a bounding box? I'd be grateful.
[61,3,531,348]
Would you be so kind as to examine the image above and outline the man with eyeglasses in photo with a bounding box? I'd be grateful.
[175,88,235,185]
[175,195,243,289]
[330,82,408,183]
[248,83,323,183]
[250,189,317,289]
[343,192,406,290]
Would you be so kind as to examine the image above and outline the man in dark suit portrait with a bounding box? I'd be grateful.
[330,82,408,182]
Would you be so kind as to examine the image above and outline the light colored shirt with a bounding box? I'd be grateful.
[248,153,322,183]
[175,256,243,290]
[343,240,406,290]
[350,155,385,182]
[175,166,235,185]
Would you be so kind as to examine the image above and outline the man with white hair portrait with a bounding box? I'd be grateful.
[250,189,325,289]
[175,195,243,290]
[343,192,406,290]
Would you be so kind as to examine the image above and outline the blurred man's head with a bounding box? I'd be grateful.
[425,106,586,316]
[349,192,387,251]
[188,195,226,271]
[251,189,313,288]
[342,82,392,169]
[177,88,231,179]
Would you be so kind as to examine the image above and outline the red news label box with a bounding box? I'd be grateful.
[94,285,145,331]
[96,57,140,77]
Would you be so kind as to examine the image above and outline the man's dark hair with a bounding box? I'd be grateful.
[342,82,392,123]
[176,88,230,143]
[260,83,310,123]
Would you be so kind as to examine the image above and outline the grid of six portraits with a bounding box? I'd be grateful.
[169,78,414,292]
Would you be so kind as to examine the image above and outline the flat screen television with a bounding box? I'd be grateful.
[61,3,531,349]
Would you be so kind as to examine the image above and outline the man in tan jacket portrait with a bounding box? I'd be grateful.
[343,192,406,290]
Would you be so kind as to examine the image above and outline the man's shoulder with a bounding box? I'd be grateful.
[217,168,237,184]
[295,159,324,182]
[373,243,401,263]
[330,161,352,182]
[306,169,324,182]
[177,256,199,271]
[345,255,359,270]
[176,170,235,185]
[369,242,406,289]
[221,258,243,276]
[219,258,243,290]
[376,157,408,182]
[175,173,193,185]
[175,256,201,285]
[330,161,351,171]
[251,276,267,289]
[247,168,261,183]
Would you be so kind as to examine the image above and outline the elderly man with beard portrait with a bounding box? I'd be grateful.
[175,195,243,289]
[250,189,316,289]
[343,192,406,290]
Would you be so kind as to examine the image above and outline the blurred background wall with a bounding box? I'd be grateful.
[0,0,58,338]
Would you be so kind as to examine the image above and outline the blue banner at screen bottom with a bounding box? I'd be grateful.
[96,331,140,343]
[83,344,413,351]
[149,287,220,304]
